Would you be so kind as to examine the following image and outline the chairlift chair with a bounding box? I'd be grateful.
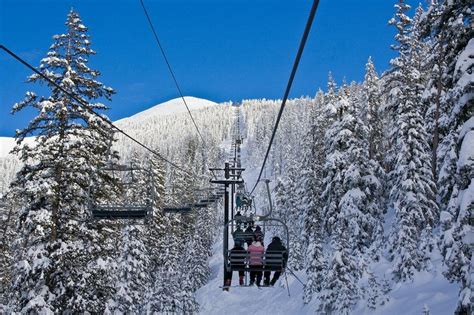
[192,189,213,208]
[162,206,192,213]
[89,163,154,220]
[162,189,194,214]
[225,216,289,274]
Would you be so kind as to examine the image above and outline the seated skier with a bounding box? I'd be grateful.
[232,225,246,246]
[248,236,265,286]
[263,236,288,286]
[225,240,247,289]
[234,211,244,228]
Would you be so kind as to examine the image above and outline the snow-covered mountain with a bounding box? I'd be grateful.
[0,96,218,159]
[0,137,36,158]
[0,96,226,194]
[115,96,219,123]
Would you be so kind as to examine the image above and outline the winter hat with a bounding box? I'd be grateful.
[272,236,281,242]
[255,225,261,231]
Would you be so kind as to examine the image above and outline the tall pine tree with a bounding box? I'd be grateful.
[9,9,117,312]
[385,1,438,281]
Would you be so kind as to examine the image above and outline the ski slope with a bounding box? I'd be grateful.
[197,105,309,314]
[196,235,458,315]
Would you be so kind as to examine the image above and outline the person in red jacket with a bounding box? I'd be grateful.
[248,236,265,286]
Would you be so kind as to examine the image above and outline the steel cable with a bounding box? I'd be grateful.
[250,0,320,195]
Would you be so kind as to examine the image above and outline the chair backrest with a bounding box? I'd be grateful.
[227,250,286,272]
[229,250,247,269]
[265,251,284,265]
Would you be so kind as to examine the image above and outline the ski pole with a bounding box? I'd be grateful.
[285,271,291,297]
[287,267,305,286]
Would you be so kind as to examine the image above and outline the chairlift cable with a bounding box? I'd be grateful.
[249,0,320,195]
[0,44,196,178]
[139,0,206,145]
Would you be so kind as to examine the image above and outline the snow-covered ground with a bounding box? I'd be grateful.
[196,235,458,315]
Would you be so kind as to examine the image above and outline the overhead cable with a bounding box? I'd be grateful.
[139,0,206,144]
[250,0,320,195]
[0,44,197,178]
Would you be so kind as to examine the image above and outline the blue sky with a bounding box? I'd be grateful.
[0,0,398,137]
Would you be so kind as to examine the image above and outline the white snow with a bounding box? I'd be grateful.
[115,96,218,124]
[459,117,474,140]
[458,130,474,169]
[0,137,35,158]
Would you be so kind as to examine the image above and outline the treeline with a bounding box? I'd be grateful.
[242,1,472,313]
[0,9,230,313]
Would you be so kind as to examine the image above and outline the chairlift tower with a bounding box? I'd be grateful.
[210,162,244,289]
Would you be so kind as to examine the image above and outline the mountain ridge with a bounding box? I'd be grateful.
[115,96,218,124]
[0,96,218,158]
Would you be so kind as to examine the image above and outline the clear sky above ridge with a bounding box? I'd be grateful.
[0,0,399,137]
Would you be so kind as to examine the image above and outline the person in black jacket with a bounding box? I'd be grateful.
[225,240,247,288]
[232,226,246,247]
[263,236,288,286]
[234,211,244,228]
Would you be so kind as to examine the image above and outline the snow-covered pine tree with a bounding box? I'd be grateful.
[106,153,152,313]
[418,2,446,182]
[146,141,204,312]
[316,76,385,310]
[107,224,151,313]
[8,9,117,312]
[385,1,438,281]
[0,198,15,305]
[274,164,306,270]
[146,149,168,267]
[303,91,328,303]
[146,211,198,313]
[183,201,217,293]
[362,57,384,165]
[317,219,361,315]
[122,151,152,207]
[431,1,473,312]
